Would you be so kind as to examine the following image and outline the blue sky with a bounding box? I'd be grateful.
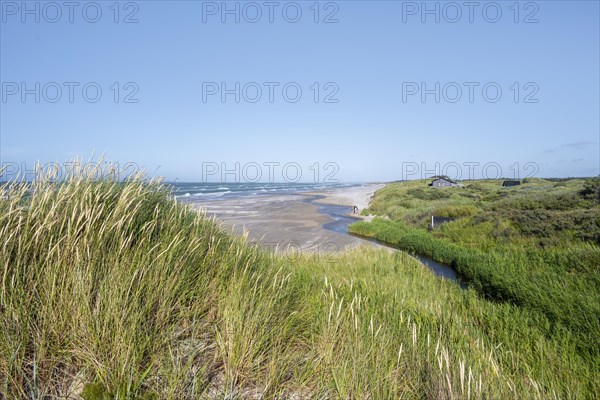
[1,0,599,182]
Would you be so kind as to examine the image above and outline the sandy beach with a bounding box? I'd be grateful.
[304,183,384,210]
[184,184,384,253]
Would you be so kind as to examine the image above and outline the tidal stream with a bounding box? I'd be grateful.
[312,198,466,287]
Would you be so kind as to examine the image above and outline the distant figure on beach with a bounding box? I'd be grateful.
[353,205,358,214]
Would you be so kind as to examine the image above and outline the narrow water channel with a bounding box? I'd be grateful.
[311,198,465,287]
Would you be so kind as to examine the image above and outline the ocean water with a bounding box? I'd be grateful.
[169,182,359,199]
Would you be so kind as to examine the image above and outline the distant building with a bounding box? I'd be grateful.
[429,176,461,187]
[502,180,521,187]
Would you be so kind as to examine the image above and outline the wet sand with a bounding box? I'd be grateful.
[305,184,384,210]
[184,184,384,253]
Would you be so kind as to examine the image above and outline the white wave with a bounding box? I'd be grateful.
[193,191,232,197]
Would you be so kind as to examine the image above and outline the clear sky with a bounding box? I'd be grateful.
[1,0,599,182]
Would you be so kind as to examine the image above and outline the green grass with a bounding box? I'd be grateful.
[349,178,600,376]
[1,170,598,398]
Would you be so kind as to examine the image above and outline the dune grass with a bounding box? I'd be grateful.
[349,179,600,386]
[1,171,598,398]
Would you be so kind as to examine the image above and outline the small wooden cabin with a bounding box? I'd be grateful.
[429,176,460,187]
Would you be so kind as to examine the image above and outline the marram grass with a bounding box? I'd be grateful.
[0,172,597,398]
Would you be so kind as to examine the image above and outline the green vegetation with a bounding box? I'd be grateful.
[1,171,598,398]
[349,178,600,371]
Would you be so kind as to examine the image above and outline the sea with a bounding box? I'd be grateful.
[168,182,361,200]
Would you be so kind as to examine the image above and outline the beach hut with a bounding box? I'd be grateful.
[429,176,460,187]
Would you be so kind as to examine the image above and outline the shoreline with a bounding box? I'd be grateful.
[304,183,384,211]
[184,184,384,253]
